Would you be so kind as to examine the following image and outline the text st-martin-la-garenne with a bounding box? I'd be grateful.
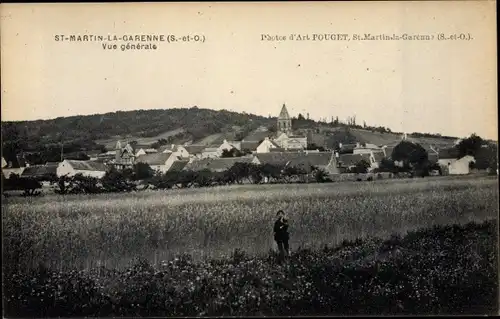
[54,34,167,42]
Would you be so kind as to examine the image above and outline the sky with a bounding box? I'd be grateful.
[1,2,497,139]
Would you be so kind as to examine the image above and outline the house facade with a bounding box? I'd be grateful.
[112,141,135,170]
[438,154,475,175]
[57,160,108,178]
[201,147,222,159]
[136,152,182,174]
[161,144,190,158]
[2,155,28,179]
[256,137,283,153]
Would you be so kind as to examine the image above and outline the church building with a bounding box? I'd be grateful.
[277,103,292,134]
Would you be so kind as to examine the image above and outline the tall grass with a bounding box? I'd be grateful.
[2,176,498,270]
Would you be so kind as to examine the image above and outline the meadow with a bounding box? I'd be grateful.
[2,175,498,271]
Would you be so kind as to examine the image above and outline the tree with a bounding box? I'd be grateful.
[101,168,136,192]
[391,141,428,168]
[456,133,484,158]
[297,113,305,121]
[377,158,396,173]
[133,162,155,180]
[472,143,498,172]
[314,168,329,183]
[352,160,370,174]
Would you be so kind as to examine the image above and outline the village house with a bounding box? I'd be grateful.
[274,132,308,150]
[338,153,374,172]
[166,159,190,173]
[338,143,358,154]
[201,146,222,159]
[2,155,28,179]
[136,152,185,174]
[256,137,284,153]
[240,141,261,153]
[111,141,135,170]
[21,162,59,180]
[182,144,206,159]
[57,159,108,178]
[135,147,158,157]
[437,148,475,175]
[252,151,308,168]
[287,152,340,174]
[218,139,240,153]
[352,142,382,155]
[85,150,103,161]
[381,145,395,159]
[225,140,242,151]
[184,156,254,172]
[161,144,190,158]
[423,145,440,164]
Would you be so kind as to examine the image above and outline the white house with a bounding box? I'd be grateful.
[161,144,190,159]
[353,143,382,155]
[274,133,307,150]
[201,147,222,159]
[57,160,108,178]
[437,148,475,175]
[256,137,283,153]
[136,152,183,174]
[135,148,158,157]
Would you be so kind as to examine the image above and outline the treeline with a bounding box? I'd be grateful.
[1,107,274,164]
[2,162,333,197]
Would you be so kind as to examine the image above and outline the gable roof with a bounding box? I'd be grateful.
[383,146,395,158]
[240,141,261,151]
[3,155,27,168]
[1,157,7,168]
[253,152,305,167]
[168,159,189,172]
[243,130,272,142]
[438,147,460,160]
[372,151,385,163]
[338,154,371,167]
[278,104,291,119]
[136,153,173,165]
[184,157,254,172]
[66,160,108,171]
[287,152,335,172]
[183,144,206,155]
[160,144,179,153]
[21,164,58,178]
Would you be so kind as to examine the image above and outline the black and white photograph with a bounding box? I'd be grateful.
[1,1,498,317]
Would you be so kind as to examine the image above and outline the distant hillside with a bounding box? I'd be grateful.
[1,107,273,163]
[2,106,464,165]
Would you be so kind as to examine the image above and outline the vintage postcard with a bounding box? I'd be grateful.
[1,1,498,317]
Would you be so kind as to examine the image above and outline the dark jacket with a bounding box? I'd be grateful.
[274,218,289,241]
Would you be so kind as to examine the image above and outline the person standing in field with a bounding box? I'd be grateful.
[274,210,289,262]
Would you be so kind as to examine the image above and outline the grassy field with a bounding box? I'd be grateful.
[2,175,498,271]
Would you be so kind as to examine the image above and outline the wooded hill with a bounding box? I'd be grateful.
[1,106,464,165]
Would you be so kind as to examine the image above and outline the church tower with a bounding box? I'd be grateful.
[277,103,292,134]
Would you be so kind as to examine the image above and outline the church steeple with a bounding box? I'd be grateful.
[277,103,292,133]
